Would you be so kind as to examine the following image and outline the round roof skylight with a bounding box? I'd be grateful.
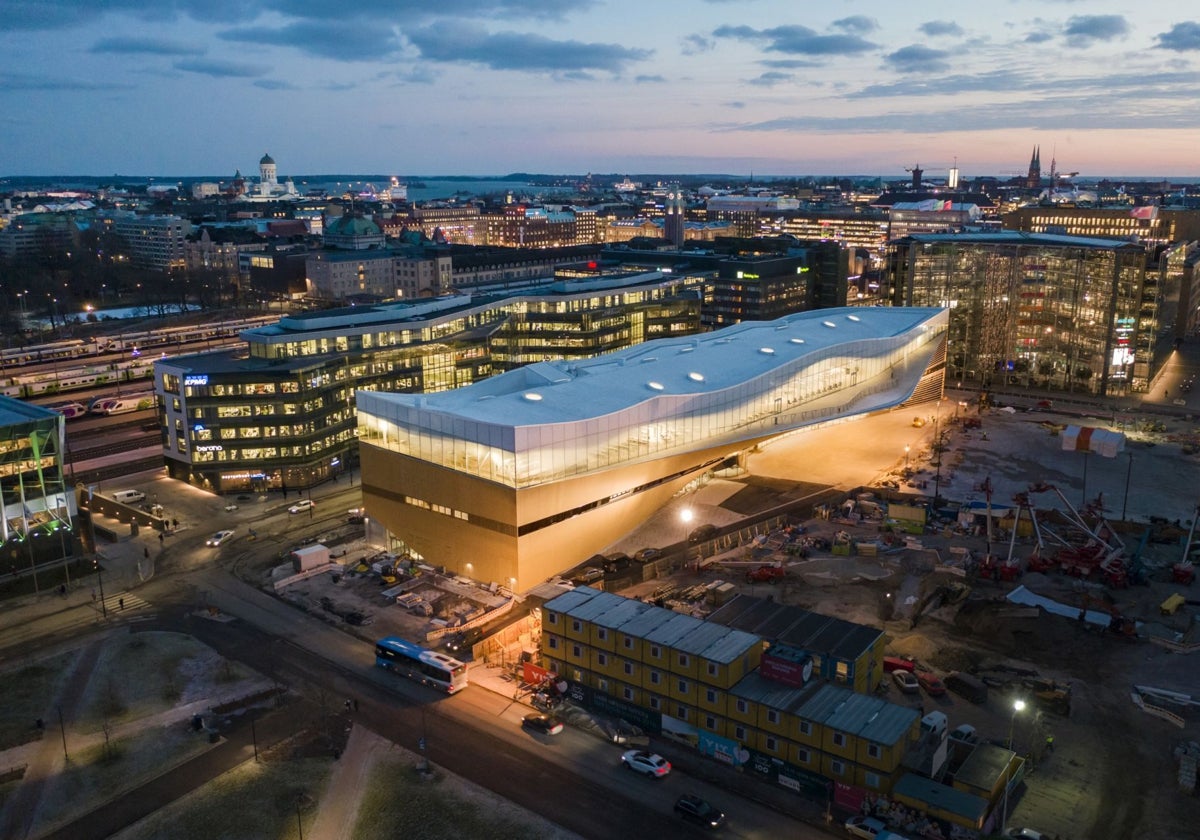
[789,338,805,344]
[523,392,543,401]
[688,372,705,382]
[822,321,836,328]
[647,381,664,390]
[759,347,775,355]
[847,314,861,322]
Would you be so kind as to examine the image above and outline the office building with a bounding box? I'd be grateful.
[0,398,76,568]
[888,232,1149,394]
[111,214,192,272]
[153,271,702,493]
[355,307,947,589]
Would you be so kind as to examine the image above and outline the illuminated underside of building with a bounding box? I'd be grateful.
[357,307,948,591]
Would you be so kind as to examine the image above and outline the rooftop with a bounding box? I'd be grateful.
[898,230,1146,250]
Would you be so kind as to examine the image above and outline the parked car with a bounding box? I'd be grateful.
[746,565,786,584]
[688,524,719,544]
[522,713,564,735]
[604,553,633,572]
[893,670,920,693]
[633,547,660,563]
[883,656,916,673]
[674,793,725,828]
[223,502,239,512]
[574,567,604,584]
[917,671,947,696]
[949,724,978,745]
[844,815,889,839]
[206,530,235,547]
[621,750,671,777]
[288,499,315,514]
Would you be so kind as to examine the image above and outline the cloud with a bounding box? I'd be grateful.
[1155,22,1200,52]
[1025,31,1055,44]
[4,0,258,30]
[681,34,714,55]
[90,37,205,56]
[635,74,666,84]
[405,22,651,73]
[0,72,129,92]
[712,24,877,56]
[259,0,583,23]
[390,66,438,84]
[883,45,951,74]
[747,71,793,87]
[760,59,820,69]
[1063,15,1130,48]
[725,101,745,109]
[849,68,1200,100]
[252,79,299,90]
[831,16,878,35]
[919,21,963,38]
[218,22,402,61]
[173,58,269,78]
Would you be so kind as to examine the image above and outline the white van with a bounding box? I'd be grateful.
[920,711,948,740]
[112,490,146,504]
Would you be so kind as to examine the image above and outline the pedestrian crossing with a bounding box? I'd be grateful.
[93,590,152,615]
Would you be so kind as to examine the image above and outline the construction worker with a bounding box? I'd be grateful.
[1045,733,1055,752]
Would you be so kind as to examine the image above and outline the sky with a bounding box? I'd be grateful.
[3,0,1200,178]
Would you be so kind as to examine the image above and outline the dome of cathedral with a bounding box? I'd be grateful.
[260,153,275,165]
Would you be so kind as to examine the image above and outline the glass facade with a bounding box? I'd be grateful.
[0,400,76,565]
[156,276,702,492]
[889,233,1149,395]
[358,309,947,489]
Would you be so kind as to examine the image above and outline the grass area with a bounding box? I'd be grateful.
[0,650,81,750]
[34,723,218,838]
[110,757,333,840]
[75,632,253,733]
[353,754,571,840]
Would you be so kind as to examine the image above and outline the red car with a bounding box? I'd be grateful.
[917,671,947,695]
[883,656,916,673]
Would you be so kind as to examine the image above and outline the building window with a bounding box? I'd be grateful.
[676,705,688,721]
[865,772,881,789]
[705,689,717,704]
[831,760,846,776]
[649,644,661,659]
[867,743,882,759]
[597,652,608,666]
[677,679,688,693]
[572,620,582,633]
[736,699,749,714]
[597,678,608,693]
[649,696,661,711]
[800,720,812,735]
[705,715,717,730]
[623,636,634,649]
[623,662,634,676]
[832,732,846,747]
[571,645,582,658]
[707,662,719,678]
[677,653,689,667]
[623,687,635,702]
[797,747,811,764]
[766,736,778,752]
[734,725,746,741]
[767,709,780,725]
[597,628,608,641]
[650,670,662,686]
[547,636,559,650]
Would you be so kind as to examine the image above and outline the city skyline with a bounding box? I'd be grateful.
[2,1,1200,177]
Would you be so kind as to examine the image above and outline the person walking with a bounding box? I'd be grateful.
[1045,733,1055,752]
[118,597,125,610]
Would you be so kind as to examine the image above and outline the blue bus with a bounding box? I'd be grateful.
[374,636,468,694]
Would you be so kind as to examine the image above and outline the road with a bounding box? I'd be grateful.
[6,493,837,840]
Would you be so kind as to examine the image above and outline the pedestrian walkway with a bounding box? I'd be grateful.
[308,723,394,840]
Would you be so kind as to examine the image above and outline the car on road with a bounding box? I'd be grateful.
[845,815,908,839]
[674,794,725,828]
[893,670,920,693]
[621,750,671,777]
[917,671,947,696]
[1005,830,1047,840]
[522,713,564,735]
[288,499,315,514]
[223,502,239,511]
[206,530,235,547]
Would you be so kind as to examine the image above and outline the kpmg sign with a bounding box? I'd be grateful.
[183,375,209,386]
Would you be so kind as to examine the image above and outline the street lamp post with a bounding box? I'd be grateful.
[1121,453,1134,522]
[1001,699,1026,835]
[904,444,910,472]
